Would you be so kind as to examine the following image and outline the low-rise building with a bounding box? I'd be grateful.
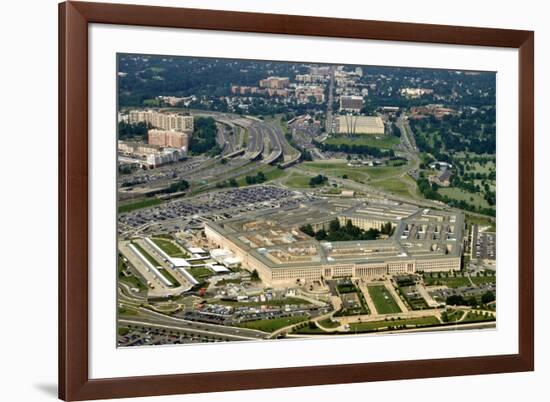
[205,199,464,286]
[336,115,385,135]
[339,95,363,112]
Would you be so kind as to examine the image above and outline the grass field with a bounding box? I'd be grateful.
[348,316,440,332]
[467,160,496,175]
[324,135,400,149]
[119,274,147,291]
[466,214,496,231]
[151,237,189,258]
[215,278,242,286]
[235,166,286,186]
[212,297,311,307]
[438,187,491,209]
[443,309,465,322]
[119,198,162,213]
[157,267,179,286]
[187,266,214,280]
[462,311,496,323]
[237,315,309,332]
[131,242,161,267]
[117,327,130,336]
[293,325,327,334]
[371,176,418,198]
[367,285,402,314]
[283,173,313,188]
[318,318,341,329]
[423,274,471,288]
[470,274,496,286]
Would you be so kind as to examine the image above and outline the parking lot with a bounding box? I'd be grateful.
[119,185,303,230]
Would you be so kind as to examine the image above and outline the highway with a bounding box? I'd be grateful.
[121,306,269,341]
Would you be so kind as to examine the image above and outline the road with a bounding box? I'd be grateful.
[325,65,336,134]
[121,306,269,341]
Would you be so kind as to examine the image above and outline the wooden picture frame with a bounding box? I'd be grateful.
[59,1,534,400]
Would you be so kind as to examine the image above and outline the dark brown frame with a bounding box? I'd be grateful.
[59,1,534,400]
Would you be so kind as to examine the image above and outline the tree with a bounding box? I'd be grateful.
[446,295,468,306]
[250,269,260,281]
[481,291,495,304]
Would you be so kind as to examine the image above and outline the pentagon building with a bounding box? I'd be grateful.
[205,199,464,286]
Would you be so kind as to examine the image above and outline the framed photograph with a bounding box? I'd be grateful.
[59,1,534,400]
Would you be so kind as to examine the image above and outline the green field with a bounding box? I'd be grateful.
[466,214,496,231]
[151,237,189,258]
[371,176,418,198]
[119,273,147,291]
[158,267,179,286]
[118,306,139,316]
[438,187,491,209]
[283,173,313,188]
[237,315,309,332]
[211,297,311,308]
[117,327,130,336]
[119,198,162,213]
[215,278,242,286]
[348,316,440,332]
[442,309,465,322]
[187,266,214,280]
[367,285,402,314]
[423,274,471,288]
[131,242,161,267]
[462,311,496,323]
[324,135,400,149]
[318,318,341,329]
[235,166,286,186]
[293,325,327,334]
[470,274,496,286]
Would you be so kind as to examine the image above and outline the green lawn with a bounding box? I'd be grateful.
[466,214,496,231]
[119,198,162,213]
[118,273,147,291]
[151,237,189,258]
[470,274,496,286]
[158,267,179,286]
[117,327,130,336]
[187,266,214,280]
[371,176,418,198]
[438,187,491,209]
[237,315,309,332]
[462,311,496,323]
[348,316,440,332]
[324,135,400,149]
[318,318,341,328]
[367,285,402,314]
[284,173,312,188]
[212,297,311,307]
[442,309,465,322]
[131,242,161,267]
[235,166,286,186]
[215,278,242,286]
[118,306,139,316]
[423,274,471,288]
[293,325,327,334]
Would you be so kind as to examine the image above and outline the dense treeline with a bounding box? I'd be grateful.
[309,174,327,186]
[118,54,306,107]
[416,176,495,216]
[314,140,395,158]
[189,117,220,155]
[300,219,392,242]
[118,121,150,141]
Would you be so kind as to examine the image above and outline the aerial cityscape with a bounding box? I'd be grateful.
[116,54,496,347]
